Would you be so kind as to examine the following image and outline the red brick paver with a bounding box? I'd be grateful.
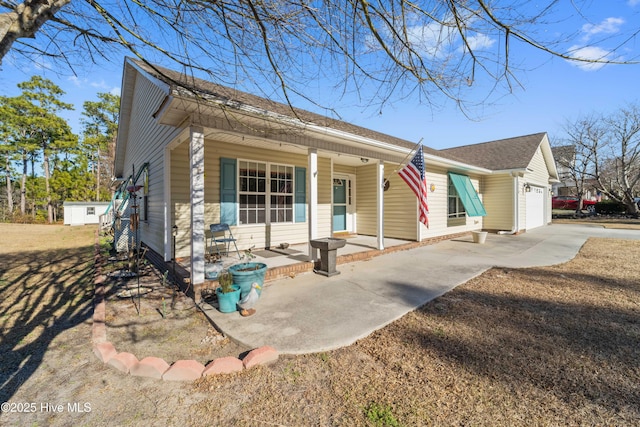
[108,352,139,374]
[130,356,170,379]
[162,359,205,381]
[93,342,117,363]
[242,346,279,369]
[203,356,244,376]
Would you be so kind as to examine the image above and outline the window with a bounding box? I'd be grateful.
[448,176,466,226]
[239,161,266,224]
[270,164,293,222]
[86,207,95,216]
[238,160,293,225]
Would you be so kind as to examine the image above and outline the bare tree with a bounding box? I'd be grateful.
[561,105,640,217]
[597,104,640,216]
[1,1,638,112]
[556,115,605,214]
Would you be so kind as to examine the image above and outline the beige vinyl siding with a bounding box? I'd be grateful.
[353,161,418,239]
[419,168,484,239]
[525,147,551,185]
[317,157,332,237]
[420,166,449,236]
[171,142,191,257]
[383,162,417,240]
[333,164,357,175]
[483,174,515,231]
[523,146,552,226]
[355,163,378,235]
[122,76,181,256]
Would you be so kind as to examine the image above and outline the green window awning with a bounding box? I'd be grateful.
[448,172,487,217]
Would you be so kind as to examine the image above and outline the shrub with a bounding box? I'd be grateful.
[595,200,626,215]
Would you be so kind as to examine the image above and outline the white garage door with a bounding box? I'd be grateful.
[525,186,545,230]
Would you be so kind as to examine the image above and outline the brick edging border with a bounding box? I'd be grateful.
[91,229,279,381]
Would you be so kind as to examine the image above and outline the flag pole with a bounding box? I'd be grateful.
[384,137,424,183]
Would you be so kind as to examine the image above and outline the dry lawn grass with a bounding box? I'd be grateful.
[1,223,639,427]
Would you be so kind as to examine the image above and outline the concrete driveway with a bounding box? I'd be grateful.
[201,224,640,355]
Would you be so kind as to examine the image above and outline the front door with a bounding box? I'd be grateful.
[333,175,355,232]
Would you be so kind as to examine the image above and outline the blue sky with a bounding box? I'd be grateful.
[1,1,639,150]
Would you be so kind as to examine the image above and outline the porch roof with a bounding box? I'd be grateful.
[120,57,492,174]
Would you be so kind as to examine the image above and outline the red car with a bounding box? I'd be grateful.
[552,196,596,212]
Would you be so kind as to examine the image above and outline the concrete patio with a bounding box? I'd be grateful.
[198,223,640,355]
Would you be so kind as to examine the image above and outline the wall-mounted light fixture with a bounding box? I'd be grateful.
[524,183,531,193]
[360,157,369,164]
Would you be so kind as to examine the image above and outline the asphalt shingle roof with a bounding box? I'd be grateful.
[130,58,442,157]
[130,58,547,172]
[438,133,547,171]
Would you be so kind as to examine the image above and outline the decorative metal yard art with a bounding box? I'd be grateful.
[127,164,144,315]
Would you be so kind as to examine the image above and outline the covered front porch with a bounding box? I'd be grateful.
[154,229,472,304]
[162,121,419,294]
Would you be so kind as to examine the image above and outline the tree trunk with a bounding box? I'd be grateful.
[43,151,53,223]
[20,152,26,215]
[96,146,101,201]
[4,155,13,214]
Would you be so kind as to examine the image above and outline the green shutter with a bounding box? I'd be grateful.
[448,172,487,217]
[295,167,306,223]
[220,158,237,225]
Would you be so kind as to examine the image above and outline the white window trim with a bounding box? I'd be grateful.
[237,158,297,226]
[447,176,466,219]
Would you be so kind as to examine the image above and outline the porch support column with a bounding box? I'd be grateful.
[163,146,172,261]
[308,148,319,260]
[190,126,205,288]
[376,160,385,250]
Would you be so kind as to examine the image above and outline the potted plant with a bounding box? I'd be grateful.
[228,247,267,298]
[215,271,241,313]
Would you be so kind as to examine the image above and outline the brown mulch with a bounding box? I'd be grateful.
[1,223,639,426]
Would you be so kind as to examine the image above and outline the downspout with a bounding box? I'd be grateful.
[498,172,520,235]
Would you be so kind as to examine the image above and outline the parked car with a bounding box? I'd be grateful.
[552,196,597,212]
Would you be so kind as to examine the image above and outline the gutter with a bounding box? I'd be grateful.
[498,172,521,235]
[166,91,493,174]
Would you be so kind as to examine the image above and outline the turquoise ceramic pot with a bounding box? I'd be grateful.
[228,262,267,298]
[215,285,241,313]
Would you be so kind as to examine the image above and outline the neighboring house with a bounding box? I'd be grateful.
[112,58,559,288]
[550,145,599,201]
[551,145,576,197]
[63,201,110,226]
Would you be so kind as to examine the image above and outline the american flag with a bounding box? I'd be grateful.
[398,145,429,227]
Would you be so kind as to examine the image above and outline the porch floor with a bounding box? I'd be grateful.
[179,234,415,286]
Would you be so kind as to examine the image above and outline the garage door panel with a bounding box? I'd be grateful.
[526,186,545,230]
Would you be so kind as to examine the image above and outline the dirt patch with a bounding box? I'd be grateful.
[1,224,639,426]
[102,254,249,364]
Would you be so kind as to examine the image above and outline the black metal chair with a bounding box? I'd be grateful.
[209,223,240,258]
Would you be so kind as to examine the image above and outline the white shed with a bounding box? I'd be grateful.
[63,202,110,226]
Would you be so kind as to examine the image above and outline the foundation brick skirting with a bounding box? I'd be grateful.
[92,229,279,382]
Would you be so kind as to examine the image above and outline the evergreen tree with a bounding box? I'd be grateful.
[81,92,119,201]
